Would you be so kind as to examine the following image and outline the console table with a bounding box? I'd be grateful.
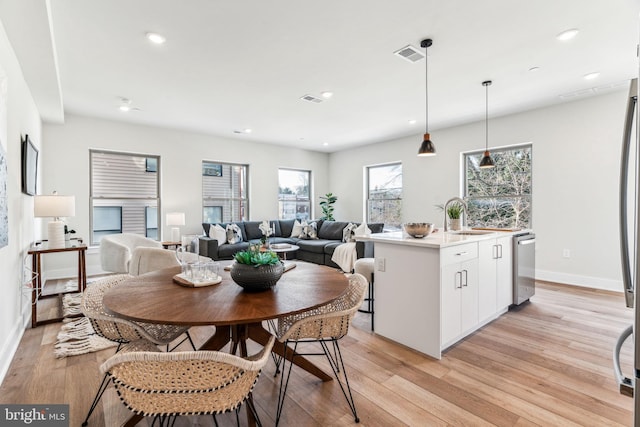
[28,241,87,328]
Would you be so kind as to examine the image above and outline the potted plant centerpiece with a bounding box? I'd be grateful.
[447,202,464,231]
[230,244,284,292]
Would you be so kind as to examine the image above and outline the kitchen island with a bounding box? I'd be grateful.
[357,229,520,359]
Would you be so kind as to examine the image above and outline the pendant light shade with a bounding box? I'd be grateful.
[417,38,436,157]
[479,80,495,169]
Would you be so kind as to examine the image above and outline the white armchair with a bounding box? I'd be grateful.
[128,247,210,276]
[100,233,162,273]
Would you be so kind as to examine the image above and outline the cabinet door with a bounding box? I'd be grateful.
[460,258,479,333]
[478,239,497,321]
[441,262,462,345]
[496,236,513,310]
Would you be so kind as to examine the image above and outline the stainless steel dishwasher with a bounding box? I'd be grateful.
[513,232,536,305]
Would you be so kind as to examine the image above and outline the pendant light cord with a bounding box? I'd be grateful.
[483,80,492,151]
[425,50,429,134]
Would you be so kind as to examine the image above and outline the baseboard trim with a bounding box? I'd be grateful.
[0,312,27,386]
[536,269,622,293]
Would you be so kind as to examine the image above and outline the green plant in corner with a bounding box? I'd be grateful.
[319,192,337,221]
[234,245,281,266]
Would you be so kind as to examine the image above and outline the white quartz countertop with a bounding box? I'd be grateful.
[357,229,526,248]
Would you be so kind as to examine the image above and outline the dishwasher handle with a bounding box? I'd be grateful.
[517,238,535,246]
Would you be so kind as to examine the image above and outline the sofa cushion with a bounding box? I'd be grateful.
[278,219,295,238]
[342,223,357,243]
[318,221,349,240]
[299,221,319,239]
[290,220,304,237]
[218,242,249,259]
[226,223,243,244]
[323,241,343,256]
[243,221,265,240]
[208,224,227,244]
[296,239,333,254]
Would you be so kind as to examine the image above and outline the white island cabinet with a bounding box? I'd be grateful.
[357,230,519,359]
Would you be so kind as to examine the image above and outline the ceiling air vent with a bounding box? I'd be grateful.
[300,94,323,103]
[394,45,424,63]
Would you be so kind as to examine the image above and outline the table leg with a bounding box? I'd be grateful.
[199,326,232,351]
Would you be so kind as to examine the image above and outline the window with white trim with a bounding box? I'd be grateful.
[90,150,160,245]
[202,161,248,223]
[464,144,532,228]
[366,162,402,230]
[278,168,311,221]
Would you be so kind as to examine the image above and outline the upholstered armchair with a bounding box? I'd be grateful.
[128,246,210,276]
[99,233,162,273]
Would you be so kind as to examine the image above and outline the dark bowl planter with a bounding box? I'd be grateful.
[230,261,285,292]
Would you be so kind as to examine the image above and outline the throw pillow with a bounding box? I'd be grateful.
[290,220,304,238]
[208,224,227,245]
[342,223,357,243]
[226,223,243,244]
[354,222,372,237]
[299,221,318,240]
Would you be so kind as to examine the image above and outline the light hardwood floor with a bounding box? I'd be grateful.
[0,281,634,426]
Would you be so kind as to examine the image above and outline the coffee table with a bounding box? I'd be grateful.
[269,244,299,260]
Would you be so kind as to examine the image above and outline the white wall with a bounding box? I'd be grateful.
[0,21,43,383]
[41,114,330,276]
[329,89,628,291]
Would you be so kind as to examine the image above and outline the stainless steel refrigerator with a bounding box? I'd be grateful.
[615,77,639,423]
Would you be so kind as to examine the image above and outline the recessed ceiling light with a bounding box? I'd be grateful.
[528,66,540,72]
[321,91,333,98]
[146,32,166,44]
[408,119,417,124]
[322,142,329,146]
[119,97,132,112]
[584,72,600,80]
[556,28,579,41]
[244,128,252,133]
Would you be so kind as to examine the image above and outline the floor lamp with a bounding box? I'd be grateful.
[34,192,76,248]
[166,212,185,243]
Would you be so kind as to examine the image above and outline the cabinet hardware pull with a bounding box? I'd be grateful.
[493,244,498,259]
[498,244,503,258]
[455,271,462,289]
[462,269,468,287]
[455,251,468,256]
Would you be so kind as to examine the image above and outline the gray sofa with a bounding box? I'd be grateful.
[199,219,383,269]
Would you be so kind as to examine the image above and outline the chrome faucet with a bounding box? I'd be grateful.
[443,197,468,232]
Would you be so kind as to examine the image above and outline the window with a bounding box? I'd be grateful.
[278,169,311,221]
[366,163,402,230]
[90,150,160,245]
[464,144,532,228]
[202,161,248,223]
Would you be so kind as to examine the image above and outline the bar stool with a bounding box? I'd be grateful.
[354,258,375,331]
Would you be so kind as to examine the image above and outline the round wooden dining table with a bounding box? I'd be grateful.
[103,260,349,382]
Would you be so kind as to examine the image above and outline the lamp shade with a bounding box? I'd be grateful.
[34,194,75,218]
[166,212,185,226]
[34,193,75,248]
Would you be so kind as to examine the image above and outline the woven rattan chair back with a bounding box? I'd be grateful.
[101,335,275,423]
[275,273,368,426]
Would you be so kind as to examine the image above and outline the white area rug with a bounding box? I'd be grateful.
[54,278,118,358]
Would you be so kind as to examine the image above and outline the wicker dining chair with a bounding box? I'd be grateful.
[100,335,276,427]
[274,273,368,426]
[81,274,196,426]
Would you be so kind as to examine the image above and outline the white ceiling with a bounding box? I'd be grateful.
[1,0,638,152]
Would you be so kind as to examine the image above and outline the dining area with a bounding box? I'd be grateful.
[85,259,368,426]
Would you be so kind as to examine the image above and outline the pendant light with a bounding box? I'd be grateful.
[417,38,436,157]
[479,80,495,168]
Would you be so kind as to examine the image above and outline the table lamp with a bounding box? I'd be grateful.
[166,212,185,242]
[34,191,76,248]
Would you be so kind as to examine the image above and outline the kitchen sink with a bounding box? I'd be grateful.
[449,230,496,235]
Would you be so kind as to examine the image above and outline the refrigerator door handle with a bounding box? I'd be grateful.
[619,79,637,309]
[613,324,634,397]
